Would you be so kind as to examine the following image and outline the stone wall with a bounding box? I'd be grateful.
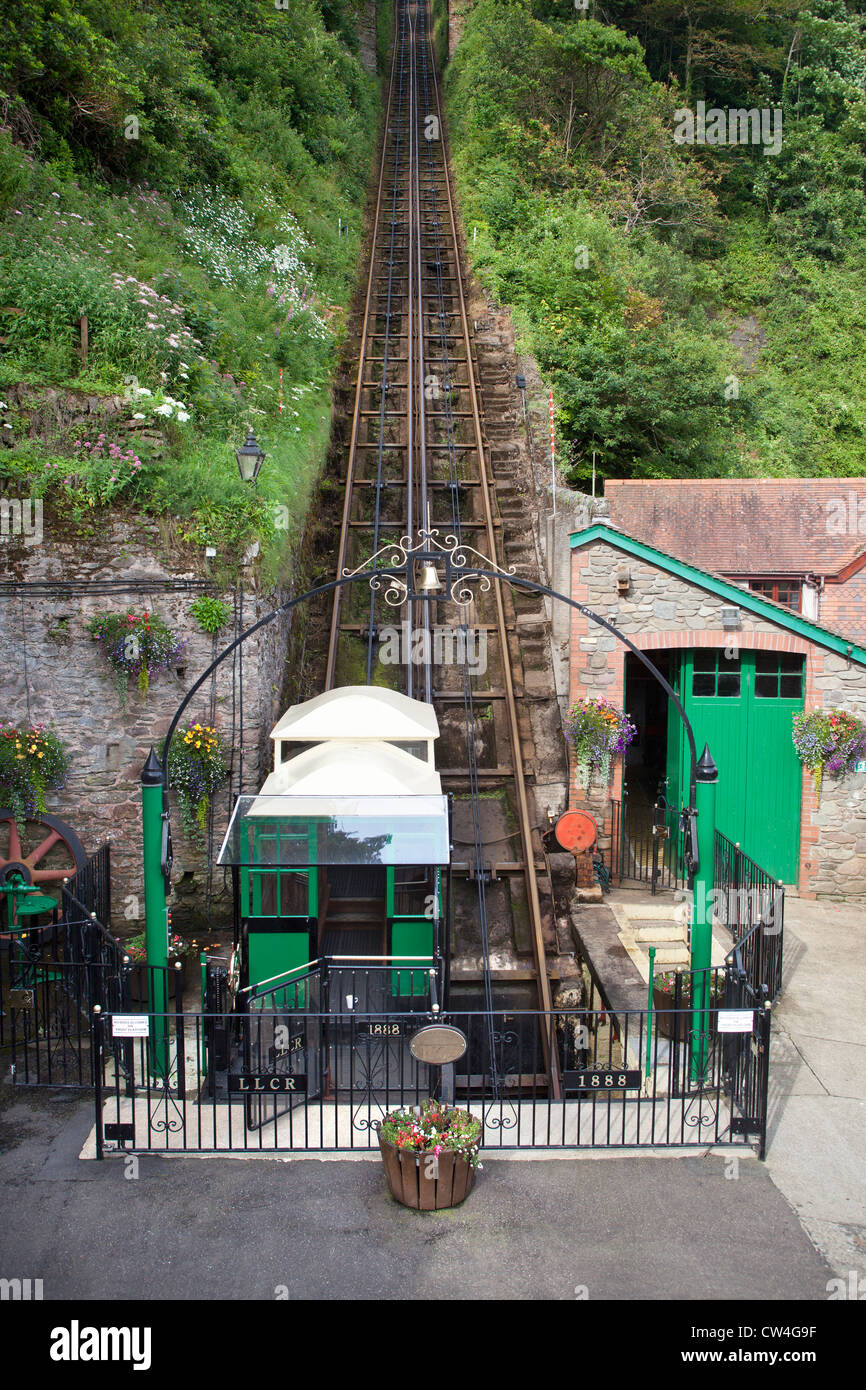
[568,534,866,900]
[0,514,293,932]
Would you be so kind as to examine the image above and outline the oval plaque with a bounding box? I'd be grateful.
[410,1024,467,1065]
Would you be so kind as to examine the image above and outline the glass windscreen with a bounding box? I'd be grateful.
[218,794,449,866]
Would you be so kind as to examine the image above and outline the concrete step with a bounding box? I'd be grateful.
[633,923,688,944]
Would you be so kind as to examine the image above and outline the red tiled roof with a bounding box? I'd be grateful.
[603,479,866,576]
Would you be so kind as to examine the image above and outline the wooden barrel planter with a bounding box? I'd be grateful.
[376,1128,481,1210]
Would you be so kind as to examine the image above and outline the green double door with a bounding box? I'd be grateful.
[665,648,804,883]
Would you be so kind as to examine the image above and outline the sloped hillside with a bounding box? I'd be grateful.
[0,0,382,576]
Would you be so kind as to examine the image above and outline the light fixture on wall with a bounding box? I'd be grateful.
[722,606,741,630]
[234,429,266,484]
[616,565,630,595]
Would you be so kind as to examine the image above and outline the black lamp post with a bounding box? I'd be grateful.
[234,430,266,485]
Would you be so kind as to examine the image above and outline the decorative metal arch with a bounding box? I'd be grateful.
[157,536,700,828]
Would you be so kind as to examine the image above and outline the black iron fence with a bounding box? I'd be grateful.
[91,983,771,1157]
[714,830,784,1001]
[62,842,111,930]
[1,954,182,1087]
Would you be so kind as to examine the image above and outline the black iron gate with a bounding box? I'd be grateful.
[615,793,686,893]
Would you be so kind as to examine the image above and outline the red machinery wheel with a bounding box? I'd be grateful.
[0,811,87,930]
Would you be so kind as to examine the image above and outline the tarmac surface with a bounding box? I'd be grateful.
[0,893,861,1304]
[0,1087,835,1301]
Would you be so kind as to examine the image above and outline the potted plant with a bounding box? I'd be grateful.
[166,723,230,847]
[652,969,726,1040]
[376,1099,483,1210]
[792,707,866,805]
[564,697,636,789]
[116,933,195,1002]
[0,723,70,822]
[87,610,184,711]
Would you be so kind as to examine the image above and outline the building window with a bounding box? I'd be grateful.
[754,652,804,699]
[749,579,801,611]
[692,649,741,697]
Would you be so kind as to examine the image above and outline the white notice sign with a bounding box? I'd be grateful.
[111,1014,151,1038]
[717,1009,754,1034]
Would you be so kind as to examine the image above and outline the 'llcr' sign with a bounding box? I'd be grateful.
[228,1073,307,1093]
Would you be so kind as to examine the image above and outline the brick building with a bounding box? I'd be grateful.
[568,523,866,900]
[603,479,866,643]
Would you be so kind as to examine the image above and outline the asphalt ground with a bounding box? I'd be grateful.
[0,1088,837,1303]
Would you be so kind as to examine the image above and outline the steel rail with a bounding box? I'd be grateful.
[326,6,405,689]
[425,10,562,1095]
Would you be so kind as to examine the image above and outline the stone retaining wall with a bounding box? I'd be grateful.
[0,514,292,931]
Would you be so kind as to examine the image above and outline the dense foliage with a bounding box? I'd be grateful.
[0,0,380,569]
[446,0,866,482]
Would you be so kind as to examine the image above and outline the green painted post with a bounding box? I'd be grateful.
[141,747,170,1081]
[646,945,656,1081]
[690,744,718,1083]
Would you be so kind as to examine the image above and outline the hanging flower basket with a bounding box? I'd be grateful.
[792,708,866,805]
[87,610,184,711]
[564,697,636,788]
[0,723,70,823]
[376,1100,482,1210]
[166,723,230,846]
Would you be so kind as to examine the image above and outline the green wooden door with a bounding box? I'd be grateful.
[665,649,803,882]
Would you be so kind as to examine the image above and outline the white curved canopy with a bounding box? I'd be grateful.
[270,685,440,744]
[259,739,442,799]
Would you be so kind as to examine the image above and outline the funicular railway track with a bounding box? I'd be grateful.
[325,0,561,1098]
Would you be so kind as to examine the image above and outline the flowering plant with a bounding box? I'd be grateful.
[116,932,215,963]
[564,697,636,786]
[378,1099,483,1169]
[167,723,229,843]
[87,611,184,710]
[654,968,726,1003]
[0,724,70,821]
[792,708,866,804]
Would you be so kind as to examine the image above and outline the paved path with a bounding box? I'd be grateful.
[764,896,866,1282]
[0,1089,833,1301]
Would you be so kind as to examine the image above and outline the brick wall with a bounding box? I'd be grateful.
[820,567,866,647]
[569,537,866,900]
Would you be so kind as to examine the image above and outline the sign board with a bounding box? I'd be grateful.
[228,1073,307,1093]
[111,1014,151,1038]
[856,760,866,773]
[564,1069,641,1091]
[717,1009,754,1034]
[357,1021,403,1038]
[410,1024,468,1065]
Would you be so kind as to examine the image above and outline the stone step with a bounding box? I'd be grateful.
[633,922,688,943]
